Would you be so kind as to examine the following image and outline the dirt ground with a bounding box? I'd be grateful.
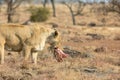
[0,4,120,80]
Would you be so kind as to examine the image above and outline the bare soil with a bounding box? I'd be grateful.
[0,4,120,80]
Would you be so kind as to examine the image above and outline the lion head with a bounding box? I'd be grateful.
[47,29,61,54]
[46,29,69,62]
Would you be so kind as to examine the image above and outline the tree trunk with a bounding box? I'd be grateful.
[7,13,13,23]
[7,0,13,23]
[69,7,76,25]
[51,0,56,17]
[43,0,48,7]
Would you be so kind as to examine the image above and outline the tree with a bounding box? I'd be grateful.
[43,0,48,7]
[62,0,85,25]
[107,0,120,14]
[4,0,31,23]
[0,1,2,12]
[43,0,56,17]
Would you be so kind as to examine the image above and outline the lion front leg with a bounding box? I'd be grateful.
[23,46,32,63]
[31,52,38,64]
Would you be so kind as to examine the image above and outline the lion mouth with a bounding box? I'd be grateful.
[54,47,68,62]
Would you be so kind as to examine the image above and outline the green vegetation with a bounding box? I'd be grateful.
[28,7,50,22]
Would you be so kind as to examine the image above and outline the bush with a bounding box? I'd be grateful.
[28,7,50,22]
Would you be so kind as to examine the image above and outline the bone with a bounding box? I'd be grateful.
[54,47,69,62]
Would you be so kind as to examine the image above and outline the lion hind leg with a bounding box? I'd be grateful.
[0,43,5,64]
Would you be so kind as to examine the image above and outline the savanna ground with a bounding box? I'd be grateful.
[0,4,120,80]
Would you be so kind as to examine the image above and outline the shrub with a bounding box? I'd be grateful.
[28,7,50,22]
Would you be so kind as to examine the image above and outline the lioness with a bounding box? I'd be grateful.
[0,24,60,64]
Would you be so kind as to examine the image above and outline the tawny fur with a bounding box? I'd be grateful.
[0,24,59,64]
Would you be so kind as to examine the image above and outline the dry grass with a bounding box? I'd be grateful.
[0,4,120,80]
